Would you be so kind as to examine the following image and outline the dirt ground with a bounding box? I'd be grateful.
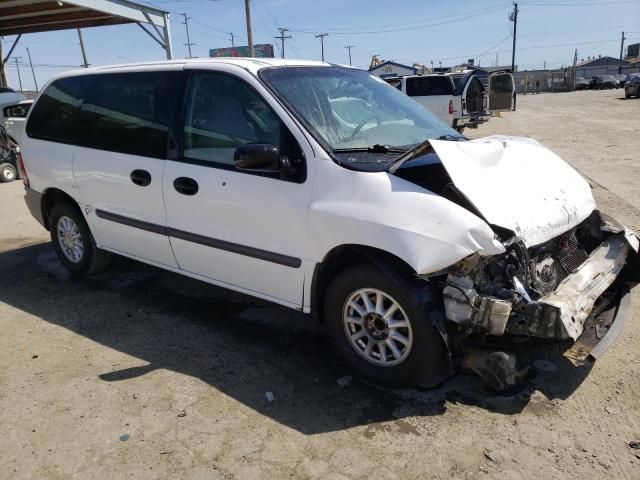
[1,88,639,480]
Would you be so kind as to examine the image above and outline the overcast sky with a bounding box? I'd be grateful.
[2,0,640,90]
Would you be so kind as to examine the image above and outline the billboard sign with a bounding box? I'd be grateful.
[209,44,274,58]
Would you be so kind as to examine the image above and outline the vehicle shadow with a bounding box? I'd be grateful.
[0,242,593,434]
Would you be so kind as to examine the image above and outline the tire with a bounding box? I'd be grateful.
[324,264,447,387]
[0,163,17,183]
[625,89,630,99]
[49,201,112,276]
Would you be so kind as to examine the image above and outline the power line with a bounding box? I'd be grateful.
[289,3,510,35]
[291,2,511,33]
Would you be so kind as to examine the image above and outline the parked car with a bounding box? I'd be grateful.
[385,71,514,132]
[0,125,20,182]
[614,74,628,88]
[574,76,589,90]
[0,87,25,109]
[19,59,639,390]
[589,75,616,89]
[2,100,33,146]
[624,73,640,98]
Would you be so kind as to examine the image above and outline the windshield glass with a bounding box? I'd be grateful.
[260,66,460,152]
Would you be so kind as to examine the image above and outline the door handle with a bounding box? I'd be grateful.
[173,177,199,196]
[130,169,152,187]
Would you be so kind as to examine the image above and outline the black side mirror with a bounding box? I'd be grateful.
[234,143,297,177]
[234,143,280,172]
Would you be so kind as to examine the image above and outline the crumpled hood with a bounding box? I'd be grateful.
[430,135,596,247]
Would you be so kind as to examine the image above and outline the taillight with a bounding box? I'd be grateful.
[448,99,456,115]
[17,150,29,188]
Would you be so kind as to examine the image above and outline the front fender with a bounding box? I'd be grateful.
[309,162,505,275]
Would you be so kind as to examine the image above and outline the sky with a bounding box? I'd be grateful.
[2,0,640,91]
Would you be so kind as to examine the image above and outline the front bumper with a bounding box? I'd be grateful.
[443,226,638,348]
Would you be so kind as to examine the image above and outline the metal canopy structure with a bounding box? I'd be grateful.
[0,0,173,86]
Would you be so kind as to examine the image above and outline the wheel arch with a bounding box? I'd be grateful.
[40,187,80,231]
[310,244,419,323]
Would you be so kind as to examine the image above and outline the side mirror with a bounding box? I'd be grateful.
[234,143,280,172]
[234,143,297,177]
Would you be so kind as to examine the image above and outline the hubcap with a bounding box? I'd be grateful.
[342,288,413,367]
[57,216,84,263]
[3,166,15,180]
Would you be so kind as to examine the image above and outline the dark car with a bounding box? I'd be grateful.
[625,74,640,98]
[589,75,616,90]
[575,76,589,90]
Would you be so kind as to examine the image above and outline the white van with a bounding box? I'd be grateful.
[20,59,638,390]
[386,71,514,131]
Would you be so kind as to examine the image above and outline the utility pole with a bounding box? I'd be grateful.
[618,31,626,74]
[13,57,23,91]
[0,42,7,88]
[572,48,578,90]
[543,60,546,70]
[275,28,291,58]
[25,47,38,92]
[509,2,518,73]
[315,33,328,62]
[230,32,235,48]
[182,13,195,58]
[244,0,254,57]
[430,60,434,72]
[495,52,498,67]
[77,28,89,68]
[345,45,354,65]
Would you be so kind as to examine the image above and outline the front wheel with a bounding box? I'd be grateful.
[49,202,112,276]
[0,163,17,182]
[324,264,448,387]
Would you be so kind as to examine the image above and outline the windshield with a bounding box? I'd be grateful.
[259,66,460,153]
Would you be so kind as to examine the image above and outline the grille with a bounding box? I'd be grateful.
[556,232,589,274]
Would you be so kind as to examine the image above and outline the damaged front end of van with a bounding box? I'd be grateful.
[396,136,640,390]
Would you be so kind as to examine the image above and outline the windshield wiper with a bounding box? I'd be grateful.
[387,134,466,174]
[333,144,406,154]
[437,134,465,141]
[387,139,432,174]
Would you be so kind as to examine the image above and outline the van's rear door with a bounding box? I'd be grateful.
[488,72,515,112]
[458,73,487,116]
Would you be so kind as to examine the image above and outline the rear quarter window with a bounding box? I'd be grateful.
[26,76,87,143]
[405,76,453,97]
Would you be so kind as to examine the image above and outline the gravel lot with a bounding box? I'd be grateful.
[1,88,639,480]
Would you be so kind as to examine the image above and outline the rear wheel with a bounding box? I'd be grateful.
[324,264,447,387]
[0,163,16,182]
[625,89,631,99]
[49,202,112,276]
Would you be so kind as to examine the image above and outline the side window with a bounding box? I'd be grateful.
[183,72,282,166]
[77,71,180,158]
[26,76,87,143]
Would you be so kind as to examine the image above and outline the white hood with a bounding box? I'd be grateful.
[430,136,596,247]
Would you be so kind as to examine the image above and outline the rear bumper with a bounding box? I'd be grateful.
[24,186,45,229]
[453,115,489,129]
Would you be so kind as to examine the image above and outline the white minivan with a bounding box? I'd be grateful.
[20,59,638,390]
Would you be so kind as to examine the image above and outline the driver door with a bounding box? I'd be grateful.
[162,66,312,308]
